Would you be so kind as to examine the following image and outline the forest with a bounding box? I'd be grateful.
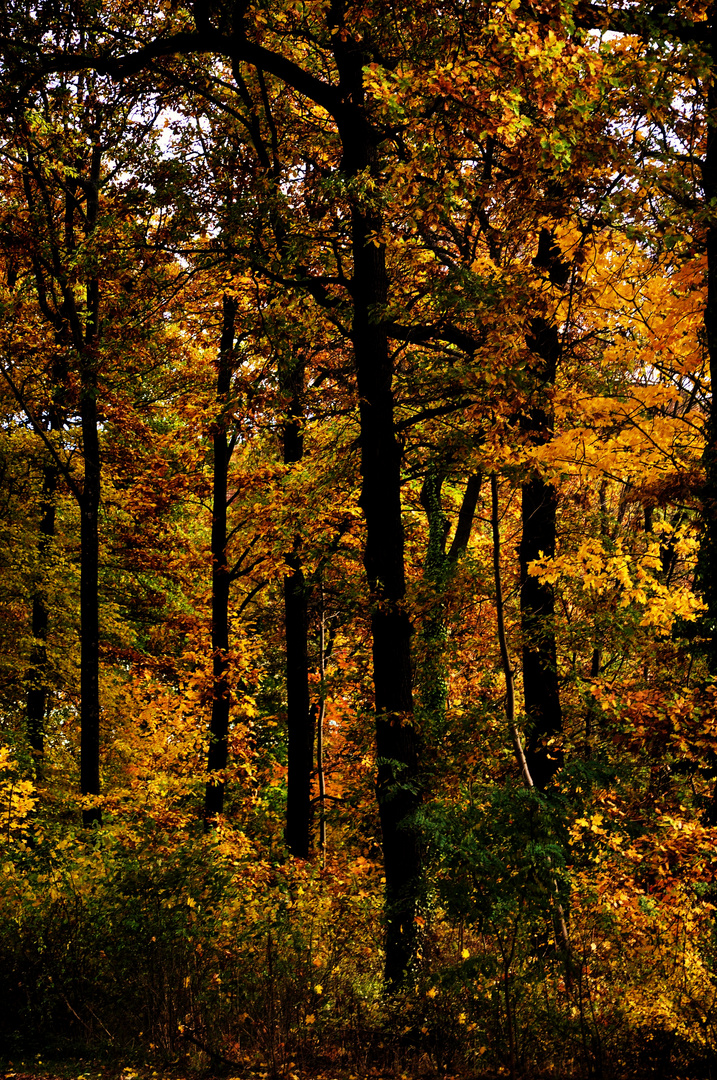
[1,0,717,1077]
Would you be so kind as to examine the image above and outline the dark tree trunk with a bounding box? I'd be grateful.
[520,315,563,790]
[80,366,101,826]
[333,28,422,979]
[221,68,315,854]
[419,468,481,739]
[418,465,451,737]
[282,351,314,859]
[696,10,717,827]
[205,293,238,824]
[80,146,102,828]
[26,458,57,766]
[284,554,313,855]
[700,10,717,676]
[356,225,421,987]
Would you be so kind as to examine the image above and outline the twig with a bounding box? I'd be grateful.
[490,473,532,788]
[182,1027,241,1067]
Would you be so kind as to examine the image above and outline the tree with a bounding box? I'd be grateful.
[0,6,715,1052]
[0,57,189,823]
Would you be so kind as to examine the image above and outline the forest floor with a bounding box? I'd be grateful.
[0,1071,695,1080]
[0,1064,518,1080]
[0,1071,496,1080]
[3,1058,695,1080]
[0,1063,486,1080]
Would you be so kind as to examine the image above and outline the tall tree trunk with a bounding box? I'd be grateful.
[205,293,238,824]
[700,9,717,677]
[80,143,102,828]
[282,351,314,858]
[316,585,327,864]
[80,365,101,826]
[332,47,421,981]
[697,8,717,826]
[520,468,562,789]
[355,213,420,987]
[222,71,315,854]
[520,303,564,791]
[26,458,57,767]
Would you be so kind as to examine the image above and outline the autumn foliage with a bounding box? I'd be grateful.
[1,1,717,1078]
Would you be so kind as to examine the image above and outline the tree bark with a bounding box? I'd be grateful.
[520,311,563,790]
[332,25,422,984]
[418,465,450,738]
[222,72,315,854]
[80,359,101,826]
[419,468,481,738]
[357,228,421,985]
[700,8,717,677]
[492,472,571,967]
[696,8,717,827]
[80,142,102,828]
[17,122,104,825]
[26,458,57,766]
[317,585,327,865]
[282,350,314,858]
[205,292,238,824]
